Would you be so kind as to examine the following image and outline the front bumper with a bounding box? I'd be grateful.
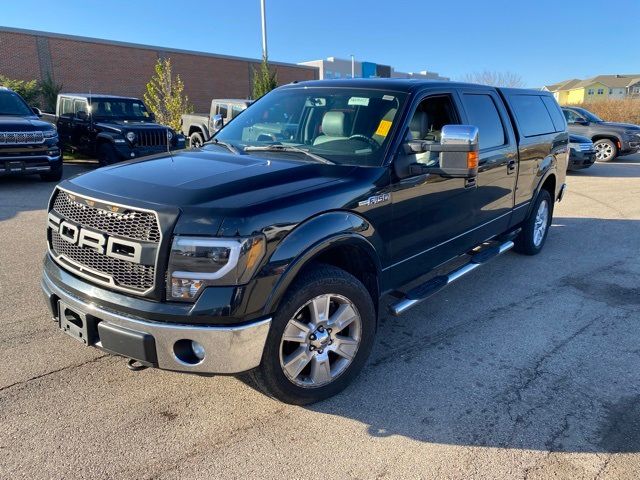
[41,263,271,374]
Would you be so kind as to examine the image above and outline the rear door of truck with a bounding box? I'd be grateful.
[456,87,519,244]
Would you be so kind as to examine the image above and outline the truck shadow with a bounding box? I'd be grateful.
[569,154,640,178]
[0,163,94,222]
[300,217,640,454]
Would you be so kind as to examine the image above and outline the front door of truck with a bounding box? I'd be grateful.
[387,92,479,287]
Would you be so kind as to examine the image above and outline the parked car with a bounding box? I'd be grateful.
[181,98,252,147]
[567,134,596,171]
[0,86,62,181]
[562,106,640,162]
[46,94,185,165]
[42,80,567,405]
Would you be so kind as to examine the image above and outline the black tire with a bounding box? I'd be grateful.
[40,166,63,182]
[514,189,553,255]
[97,142,119,167]
[250,264,376,405]
[189,132,204,148]
[593,139,617,162]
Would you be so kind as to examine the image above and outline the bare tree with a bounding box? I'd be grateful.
[460,70,525,88]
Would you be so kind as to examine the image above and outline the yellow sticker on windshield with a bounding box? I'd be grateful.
[375,120,392,137]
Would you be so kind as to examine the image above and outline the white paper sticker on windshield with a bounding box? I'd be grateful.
[348,97,370,106]
[382,95,395,101]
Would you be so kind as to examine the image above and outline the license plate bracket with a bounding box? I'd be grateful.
[58,301,93,345]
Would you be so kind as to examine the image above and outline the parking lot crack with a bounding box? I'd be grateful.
[0,354,109,394]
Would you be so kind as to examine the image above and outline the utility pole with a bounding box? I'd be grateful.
[260,0,268,60]
[350,54,355,78]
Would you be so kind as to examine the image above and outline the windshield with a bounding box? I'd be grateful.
[0,90,34,116]
[90,98,151,120]
[214,87,408,166]
[575,107,602,123]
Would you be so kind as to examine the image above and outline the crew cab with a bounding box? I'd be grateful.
[48,94,185,165]
[0,86,61,181]
[562,106,640,162]
[181,98,252,147]
[41,80,567,404]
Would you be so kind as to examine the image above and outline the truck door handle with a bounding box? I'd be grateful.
[507,159,516,173]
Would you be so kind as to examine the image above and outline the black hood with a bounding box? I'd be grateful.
[0,115,55,132]
[64,147,356,210]
[93,120,168,132]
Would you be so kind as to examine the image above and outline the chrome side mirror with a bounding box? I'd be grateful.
[212,114,224,131]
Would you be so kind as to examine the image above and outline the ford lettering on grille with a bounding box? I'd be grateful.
[47,189,161,294]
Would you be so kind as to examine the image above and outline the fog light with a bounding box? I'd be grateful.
[171,278,204,299]
[191,341,205,360]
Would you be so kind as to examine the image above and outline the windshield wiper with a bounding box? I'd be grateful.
[243,144,334,164]
[209,138,239,154]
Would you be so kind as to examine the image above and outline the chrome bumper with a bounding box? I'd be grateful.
[41,269,271,374]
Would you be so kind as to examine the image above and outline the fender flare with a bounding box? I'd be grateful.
[526,162,557,218]
[187,123,210,140]
[261,211,383,315]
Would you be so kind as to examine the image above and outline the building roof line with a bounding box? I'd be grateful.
[0,26,317,71]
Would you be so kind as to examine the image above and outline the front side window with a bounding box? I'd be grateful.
[214,87,407,167]
[73,99,88,115]
[0,90,33,116]
[407,95,458,166]
[461,94,506,150]
[217,104,228,118]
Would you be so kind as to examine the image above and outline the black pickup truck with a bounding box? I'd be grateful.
[45,94,185,165]
[41,79,567,404]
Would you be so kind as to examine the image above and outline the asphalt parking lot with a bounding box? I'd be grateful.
[1,155,639,479]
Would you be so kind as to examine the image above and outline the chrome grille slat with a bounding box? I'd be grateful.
[49,189,161,294]
[0,131,45,145]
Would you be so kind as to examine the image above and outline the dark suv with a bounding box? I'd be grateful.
[562,106,640,162]
[0,86,62,181]
[53,94,185,165]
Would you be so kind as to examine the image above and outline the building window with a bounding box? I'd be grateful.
[633,86,640,94]
[587,89,594,95]
[597,88,604,95]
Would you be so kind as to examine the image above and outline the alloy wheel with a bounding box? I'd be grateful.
[594,141,614,161]
[533,199,549,247]
[279,294,362,388]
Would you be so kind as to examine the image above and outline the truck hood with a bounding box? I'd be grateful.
[64,147,356,211]
[93,120,168,133]
[0,115,54,131]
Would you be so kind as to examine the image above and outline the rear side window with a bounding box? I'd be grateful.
[541,96,566,132]
[60,98,74,116]
[461,94,506,150]
[508,95,556,137]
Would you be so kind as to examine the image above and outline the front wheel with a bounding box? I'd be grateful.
[593,139,617,162]
[97,143,120,166]
[189,132,204,148]
[251,264,376,405]
[514,189,553,255]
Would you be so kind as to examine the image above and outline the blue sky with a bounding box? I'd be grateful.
[2,0,639,87]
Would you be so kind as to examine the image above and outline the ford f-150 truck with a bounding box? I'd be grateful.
[42,79,567,404]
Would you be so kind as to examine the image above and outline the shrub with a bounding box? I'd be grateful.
[571,99,640,125]
[252,57,277,99]
[40,73,63,113]
[0,74,40,106]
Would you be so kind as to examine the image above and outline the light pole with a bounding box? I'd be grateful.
[350,54,355,78]
[260,0,268,60]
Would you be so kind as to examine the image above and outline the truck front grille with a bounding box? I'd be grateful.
[131,128,169,148]
[48,188,161,294]
[0,131,45,145]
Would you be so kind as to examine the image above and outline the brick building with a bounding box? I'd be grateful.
[0,27,318,112]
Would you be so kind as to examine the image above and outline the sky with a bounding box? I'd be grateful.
[2,0,639,88]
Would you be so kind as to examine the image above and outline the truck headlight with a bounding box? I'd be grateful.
[167,235,266,301]
[167,130,173,141]
[126,131,136,143]
[43,129,58,138]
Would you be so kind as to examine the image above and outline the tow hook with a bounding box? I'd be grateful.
[126,358,148,372]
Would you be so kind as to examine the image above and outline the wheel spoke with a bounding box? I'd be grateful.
[329,303,357,333]
[332,336,359,360]
[282,320,311,343]
[309,295,331,324]
[310,355,332,384]
[282,347,312,379]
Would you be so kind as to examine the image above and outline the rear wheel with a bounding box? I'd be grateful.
[251,264,376,405]
[514,189,553,255]
[97,143,119,166]
[593,139,617,162]
[189,132,204,148]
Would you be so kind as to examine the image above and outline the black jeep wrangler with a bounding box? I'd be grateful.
[53,94,185,165]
